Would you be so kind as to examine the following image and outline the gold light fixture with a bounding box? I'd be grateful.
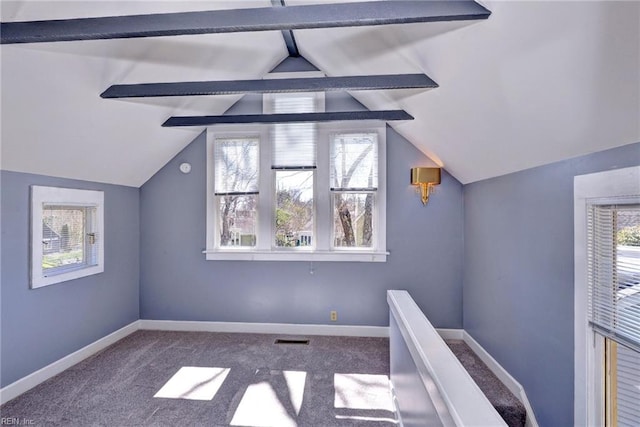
[411,167,441,205]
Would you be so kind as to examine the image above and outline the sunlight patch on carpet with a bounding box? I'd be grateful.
[230,370,307,427]
[154,366,230,401]
[334,373,394,411]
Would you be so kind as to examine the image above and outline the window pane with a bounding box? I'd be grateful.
[42,206,86,271]
[218,195,257,247]
[275,171,314,248]
[330,133,378,190]
[333,193,374,248]
[214,137,259,194]
[333,193,375,248]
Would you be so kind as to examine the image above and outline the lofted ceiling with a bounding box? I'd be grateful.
[1,0,638,187]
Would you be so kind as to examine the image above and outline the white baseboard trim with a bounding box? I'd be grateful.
[436,328,464,340]
[139,319,389,337]
[0,321,140,405]
[463,331,539,427]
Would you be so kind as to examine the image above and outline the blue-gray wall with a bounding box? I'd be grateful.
[0,171,140,387]
[139,96,464,328]
[463,142,640,426]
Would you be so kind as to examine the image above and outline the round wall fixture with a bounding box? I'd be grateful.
[179,162,192,174]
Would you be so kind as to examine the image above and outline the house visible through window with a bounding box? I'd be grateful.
[31,186,104,288]
[42,205,96,273]
[205,90,387,262]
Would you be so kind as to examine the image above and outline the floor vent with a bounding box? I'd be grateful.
[274,339,309,345]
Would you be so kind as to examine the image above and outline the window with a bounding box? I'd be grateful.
[31,186,104,288]
[574,166,640,427]
[588,204,640,427]
[205,94,387,262]
[331,132,378,248]
[214,136,259,248]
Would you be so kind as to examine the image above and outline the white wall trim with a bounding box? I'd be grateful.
[138,319,389,337]
[0,321,140,405]
[463,331,539,427]
[436,328,464,340]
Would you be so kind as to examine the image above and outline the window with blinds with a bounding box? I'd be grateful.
[271,93,318,248]
[588,204,640,427]
[214,137,259,247]
[588,205,640,350]
[205,85,387,262]
[330,132,378,248]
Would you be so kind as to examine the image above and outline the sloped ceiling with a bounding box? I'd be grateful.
[1,1,638,187]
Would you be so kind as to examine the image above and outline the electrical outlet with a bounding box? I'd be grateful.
[330,311,338,322]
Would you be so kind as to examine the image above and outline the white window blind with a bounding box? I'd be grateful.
[272,94,317,169]
[214,137,259,195]
[330,133,378,191]
[588,204,640,352]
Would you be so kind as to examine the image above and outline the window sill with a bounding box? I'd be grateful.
[203,250,388,262]
[32,264,104,289]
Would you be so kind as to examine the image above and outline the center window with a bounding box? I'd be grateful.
[205,91,387,262]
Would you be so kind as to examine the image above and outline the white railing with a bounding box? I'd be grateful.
[388,290,506,427]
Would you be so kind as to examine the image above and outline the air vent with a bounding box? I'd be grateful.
[274,339,309,345]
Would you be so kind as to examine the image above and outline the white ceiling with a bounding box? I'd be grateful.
[1,0,639,187]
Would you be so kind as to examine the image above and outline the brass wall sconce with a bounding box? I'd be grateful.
[411,167,441,205]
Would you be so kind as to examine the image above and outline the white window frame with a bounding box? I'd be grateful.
[30,186,104,289]
[574,165,640,427]
[204,121,387,262]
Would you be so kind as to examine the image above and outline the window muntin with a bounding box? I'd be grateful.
[31,186,104,288]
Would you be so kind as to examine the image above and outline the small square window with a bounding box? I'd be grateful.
[31,186,104,288]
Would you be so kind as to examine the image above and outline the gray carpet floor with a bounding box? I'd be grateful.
[445,340,526,427]
[1,331,394,427]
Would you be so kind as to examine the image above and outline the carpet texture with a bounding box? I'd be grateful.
[1,331,394,426]
[445,340,526,427]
